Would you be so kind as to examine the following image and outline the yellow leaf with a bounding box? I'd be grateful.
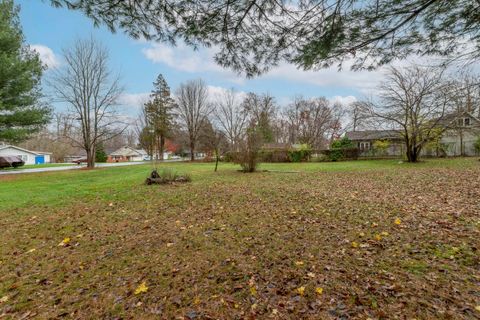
[134,281,148,295]
[0,296,8,303]
[250,286,257,296]
[394,218,402,225]
[351,241,359,248]
[315,287,323,295]
[234,303,240,309]
[296,286,305,296]
[58,237,71,246]
[193,297,201,305]
[307,272,316,278]
[475,305,480,312]
[381,231,389,236]
[374,234,382,241]
[27,248,36,253]
[359,232,365,237]
[295,261,304,266]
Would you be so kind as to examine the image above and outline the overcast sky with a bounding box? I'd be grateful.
[18,1,394,115]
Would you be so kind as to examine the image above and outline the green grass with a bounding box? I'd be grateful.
[0,163,72,170]
[0,158,477,211]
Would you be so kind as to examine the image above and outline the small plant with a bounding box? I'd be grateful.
[145,168,191,185]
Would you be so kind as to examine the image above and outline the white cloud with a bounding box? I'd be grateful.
[142,42,245,84]
[31,44,60,69]
[329,95,357,106]
[118,92,150,109]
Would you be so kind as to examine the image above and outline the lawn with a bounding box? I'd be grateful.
[0,158,479,319]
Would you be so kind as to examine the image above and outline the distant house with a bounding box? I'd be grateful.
[345,111,480,157]
[107,146,148,162]
[0,145,52,165]
[345,130,404,156]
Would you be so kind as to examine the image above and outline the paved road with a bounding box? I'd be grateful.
[0,161,159,175]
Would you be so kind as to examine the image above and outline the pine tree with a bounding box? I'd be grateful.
[144,74,175,160]
[0,0,50,143]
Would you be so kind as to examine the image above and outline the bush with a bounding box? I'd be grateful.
[322,147,360,161]
[373,140,390,156]
[95,145,108,163]
[288,144,312,162]
[233,125,262,172]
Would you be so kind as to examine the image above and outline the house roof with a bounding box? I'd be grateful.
[0,145,52,155]
[110,146,147,157]
[435,111,480,128]
[345,130,403,141]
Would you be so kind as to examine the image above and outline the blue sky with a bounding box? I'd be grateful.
[18,1,385,114]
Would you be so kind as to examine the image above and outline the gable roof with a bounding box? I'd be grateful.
[110,146,147,157]
[436,111,480,128]
[0,145,52,155]
[345,130,403,141]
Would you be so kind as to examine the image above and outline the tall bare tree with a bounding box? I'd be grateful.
[285,96,338,149]
[50,37,125,168]
[365,65,452,162]
[175,79,212,161]
[213,89,247,151]
[242,93,277,143]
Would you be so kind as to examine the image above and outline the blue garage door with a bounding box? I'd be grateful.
[35,155,45,164]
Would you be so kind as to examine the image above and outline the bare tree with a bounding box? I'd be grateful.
[285,96,338,150]
[242,93,277,143]
[50,37,125,168]
[175,79,212,161]
[365,66,452,162]
[213,89,247,151]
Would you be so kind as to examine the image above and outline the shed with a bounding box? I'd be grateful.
[0,145,52,165]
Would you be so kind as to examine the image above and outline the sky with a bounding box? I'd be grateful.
[18,0,389,115]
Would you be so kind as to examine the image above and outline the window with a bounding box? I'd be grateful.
[359,142,370,150]
[457,117,471,127]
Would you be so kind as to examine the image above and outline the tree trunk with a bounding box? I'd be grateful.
[86,146,96,168]
[160,135,165,160]
[214,148,219,172]
[190,141,195,161]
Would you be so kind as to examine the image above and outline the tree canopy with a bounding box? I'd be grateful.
[0,0,50,143]
[50,0,479,76]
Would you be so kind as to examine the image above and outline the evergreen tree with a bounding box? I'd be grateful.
[0,0,50,143]
[144,74,175,160]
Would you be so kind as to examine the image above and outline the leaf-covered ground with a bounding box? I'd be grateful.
[1,159,480,319]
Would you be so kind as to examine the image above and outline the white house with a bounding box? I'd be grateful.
[0,145,52,165]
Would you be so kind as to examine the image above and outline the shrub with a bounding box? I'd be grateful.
[233,125,262,172]
[288,144,312,162]
[95,145,108,162]
[373,140,390,156]
[327,137,358,161]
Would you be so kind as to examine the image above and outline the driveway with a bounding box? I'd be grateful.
[0,161,167,175]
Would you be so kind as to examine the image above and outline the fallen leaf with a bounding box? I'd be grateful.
[58,238,71,246]
[475,305,480,312]
[27,248,36,253]
[381,231,389,236]
[250,286,257,296]
[295,261,304,266]
[351,241,359,248]
[394,218,402,225]
[296,286,305,296]
[134,281,148,295]
[315,287,323,295]
[374,234,382,241]
[0,296,8,303]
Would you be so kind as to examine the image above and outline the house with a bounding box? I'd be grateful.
[0,145,52,165]
[433,111,480,156]
[345,130,404,156]
[107,146,148,162]
[345,111,480,157]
